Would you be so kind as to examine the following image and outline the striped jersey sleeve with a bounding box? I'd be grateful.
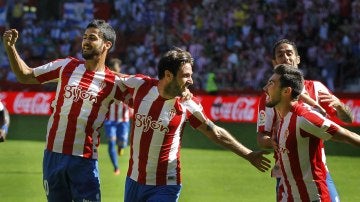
[32,57,124,159]
[123,75,208,185]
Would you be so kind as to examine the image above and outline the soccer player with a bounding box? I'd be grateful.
[105,58,132,175]
[257,39,354,201]
[0,100,10,142]
[3,19,128,201]
[119,47,271,202]
[262,64,360,201]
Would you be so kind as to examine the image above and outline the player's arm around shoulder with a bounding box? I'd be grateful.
[3,29,38,84]
[196,120,271,172]
[331,126,360,147]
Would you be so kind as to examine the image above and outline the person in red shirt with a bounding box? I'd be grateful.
[3,19,126,202]
[121,47,271,202]
[263,64,360,201]
[257,39,354,202]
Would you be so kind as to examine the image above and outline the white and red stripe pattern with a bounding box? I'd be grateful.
[107,102,131,122]
[122,74,205,185]
[303,80,337,118]
[276,103,340,201]
[33,57,126,159]
[257,80,337,135]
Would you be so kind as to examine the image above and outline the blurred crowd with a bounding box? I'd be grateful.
[1,0,360,93]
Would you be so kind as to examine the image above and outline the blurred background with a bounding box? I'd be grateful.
[0,0,360,94]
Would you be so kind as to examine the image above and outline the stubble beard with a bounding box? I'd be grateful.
[164,80,183,98]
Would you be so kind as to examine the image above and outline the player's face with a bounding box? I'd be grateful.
[165,63,193,97]
[263,73,282,108]
[272,43,300,68]
[81,28,106,60]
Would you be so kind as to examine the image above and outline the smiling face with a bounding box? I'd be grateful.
[164,63,193,97]
[272,43,300,68]
[81,28,108,60]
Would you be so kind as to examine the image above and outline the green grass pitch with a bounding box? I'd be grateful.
[0,115,359,201]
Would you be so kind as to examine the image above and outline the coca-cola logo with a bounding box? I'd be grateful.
[13,93,52,114]
[210,97,257,121]
[345,100,360,124]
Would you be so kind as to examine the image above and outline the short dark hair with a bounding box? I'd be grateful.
[273,64,304,99]
[86,19,116,49]
[157,47,193,79]
[272,39,298,59]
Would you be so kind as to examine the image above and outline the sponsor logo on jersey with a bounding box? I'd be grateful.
[134,113,169,133]
[64,85,98,103]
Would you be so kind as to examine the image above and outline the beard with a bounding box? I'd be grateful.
[82,44,102,60]
[164,80,183,97]
[265,95,280,108]
[265,101,277,108]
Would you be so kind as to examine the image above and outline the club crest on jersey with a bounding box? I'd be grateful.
[258,110,266,126]
[168,108,176,120]
[98,81,106,91]
[64,85,98,103]
[134,113,169,133]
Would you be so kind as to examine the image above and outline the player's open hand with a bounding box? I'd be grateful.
[246,150,271,172]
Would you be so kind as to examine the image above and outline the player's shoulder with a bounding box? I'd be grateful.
[293,102,324,124]
[304,80,328,89]
[182,96,203,111]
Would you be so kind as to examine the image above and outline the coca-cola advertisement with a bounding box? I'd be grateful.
[0,92,55,115]
[1,92,360,126]
[197,95,360,127]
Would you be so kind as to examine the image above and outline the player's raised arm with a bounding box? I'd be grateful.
[2,29,38,84]
[196,119,271,172]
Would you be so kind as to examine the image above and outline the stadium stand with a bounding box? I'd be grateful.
[0,0,359,93]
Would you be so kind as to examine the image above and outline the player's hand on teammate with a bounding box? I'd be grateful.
[246,150,271,172]
[318,91,342,108]
[2,29,19,47]
[181,88,193,101]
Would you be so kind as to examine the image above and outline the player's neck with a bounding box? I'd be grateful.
[275,101,293,119]
[84,59,106,72]
[157,80,176,99]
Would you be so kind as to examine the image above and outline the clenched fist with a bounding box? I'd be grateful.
[3,29,19,47]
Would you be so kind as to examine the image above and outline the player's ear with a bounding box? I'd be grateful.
[104,41,113,51]
[282,87,292,96]
[295,55,300,65]
[164,70,174,81]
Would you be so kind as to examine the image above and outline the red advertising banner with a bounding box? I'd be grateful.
[0,92,55,115]
[196,95,259,123]
[197,95,360,127]
[1,92,360,126]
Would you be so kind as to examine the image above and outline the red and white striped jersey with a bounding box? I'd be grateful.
[107,102,131,122]
[276,103,339,202]
[33,57,126,159]
[257,80,338,176]
[257,80,337,135]
[121,74,207,185]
